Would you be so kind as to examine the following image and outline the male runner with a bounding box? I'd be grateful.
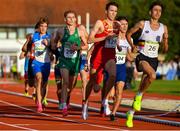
[126,1,168,127]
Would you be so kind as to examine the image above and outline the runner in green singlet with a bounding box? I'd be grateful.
[51,10,88,116]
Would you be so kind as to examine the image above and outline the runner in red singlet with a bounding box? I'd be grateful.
[82,2,119,120]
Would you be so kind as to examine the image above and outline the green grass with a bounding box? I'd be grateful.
[132,80,180,96]
[18,79,180,96]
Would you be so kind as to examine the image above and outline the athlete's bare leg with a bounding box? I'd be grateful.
[111,81,124,115]
[80,70,88,101]
[85,68,97,103]
[60,68,69,106]
[138,61,156,93]
[103,59,116,101]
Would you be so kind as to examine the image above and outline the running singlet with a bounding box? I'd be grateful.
[60,26,81,61]
[138,21,164,58]
[31,32,51,63]
[116,39,131,64]
[91,20,117,63]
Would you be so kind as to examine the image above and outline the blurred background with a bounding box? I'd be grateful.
[0,0,179,82]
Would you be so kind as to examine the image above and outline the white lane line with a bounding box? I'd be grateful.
[0,122,37,131]
[0,100,126,130]
[0,114,34,118]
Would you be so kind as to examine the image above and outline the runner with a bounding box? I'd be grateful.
[19,24,39,99]
[126,1,168,127]
[105,16,133,121]
[51,10,88,116]
[30,17,51,112]
[82,2,119,120]
[79,28,89,104]
[51,32,63,109]
[19,49,36,98]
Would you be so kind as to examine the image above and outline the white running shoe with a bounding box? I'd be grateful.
[82,103,88,120]
[104,104,111,116]
[58,103,63,110]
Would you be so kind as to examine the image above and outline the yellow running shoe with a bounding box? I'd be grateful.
[132,95,142,111]
[126,111,133,128]
[42,98,48,106]
[24,92,29,97]
[32,93,36,101]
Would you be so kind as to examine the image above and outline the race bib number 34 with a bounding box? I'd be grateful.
[105,37,117,48]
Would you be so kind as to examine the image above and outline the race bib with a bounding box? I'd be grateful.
[105,37,117,48]
[116,53,126,64]
[144,41,159,57]
[64,47,77,58]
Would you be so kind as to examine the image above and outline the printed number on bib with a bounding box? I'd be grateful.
[144,42,159,57]
[105,37,117,48]
[116,54,126,64]
[64,47,77,58]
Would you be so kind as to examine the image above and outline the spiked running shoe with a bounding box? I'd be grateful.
[104,104,111,116]
[32,93,36,101]
[37,102,43,113]
[42,98,48,107]
[62,107,68,117]
[82,103,88,120]
[58,103,63,110]
[132,95,142,111]
[24,92,29,97]
[126,111,133,128]
[110,114,115,121]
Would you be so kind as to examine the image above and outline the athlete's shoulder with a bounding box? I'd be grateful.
[137,20,145,29]
[77,24,86,30]
[95,19,104,25]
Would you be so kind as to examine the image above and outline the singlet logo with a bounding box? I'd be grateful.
[156,36,160,42]
[145,30,149,33]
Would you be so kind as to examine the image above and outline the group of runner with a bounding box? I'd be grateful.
[20,1,168,128]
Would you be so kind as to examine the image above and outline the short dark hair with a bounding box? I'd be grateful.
[149,1,164,11]
[116,16,128,22]
[37,17,49,27]
[105,2,119,10]
[64,10,77,18]
[34,22,39,29]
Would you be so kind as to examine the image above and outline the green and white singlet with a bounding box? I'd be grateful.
[57,26,81,75]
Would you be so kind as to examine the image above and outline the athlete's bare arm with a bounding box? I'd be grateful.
[78,25,88,50]
[88,20,113,44]
[126,20,144,51]
[51,29,63,51]
[19,51,26,60]
[21,34,32,52]
[87,44,94,61]
[126,48,134,62]
[162,25,168,53]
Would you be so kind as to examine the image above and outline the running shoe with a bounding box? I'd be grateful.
[58,103,63,110]
[104,104,111,116]
[32,93,36,101]
[110,114,115,121]
[126,111,133,128]
[100,105,104,117]
[24,92,29,97]
[42,98,48,106]
[62,107,68,117]
[132,95,142,111]
[82,103,88,120]
[37,102,43,113]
